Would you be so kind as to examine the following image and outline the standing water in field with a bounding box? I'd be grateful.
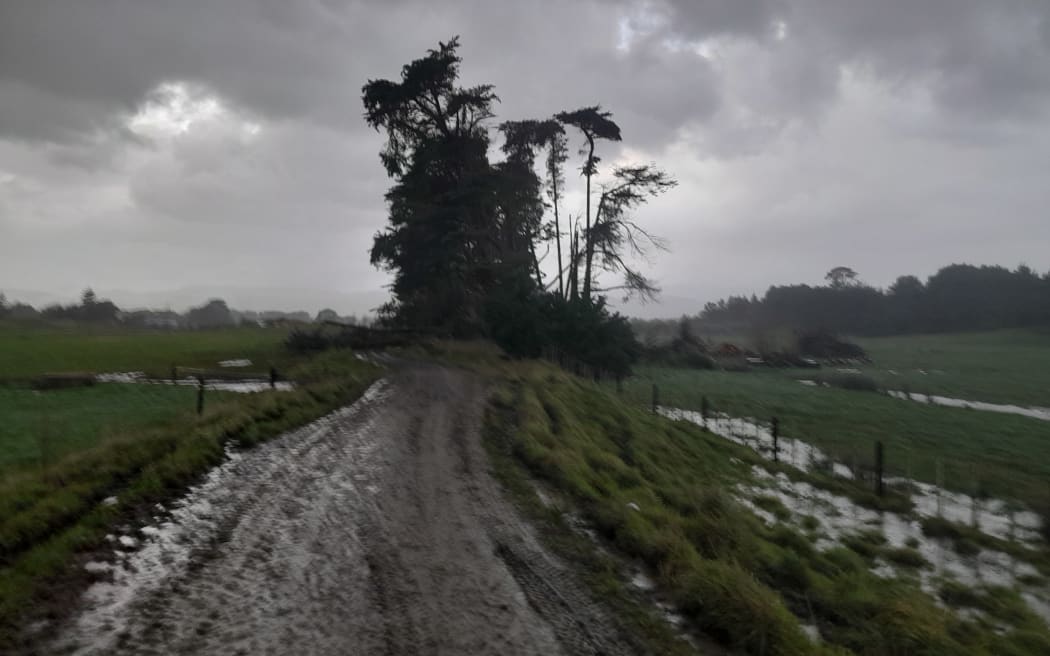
[661,406,1050,626]
[886,390,1050,422]
[95,372,295,392]
[795,379,1050,422]
[661,406,1043,543]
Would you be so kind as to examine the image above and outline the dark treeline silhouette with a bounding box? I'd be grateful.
[37,288,121,324]
[0,289,366,330]
[697,264,1050,337]
[362,38,673,375]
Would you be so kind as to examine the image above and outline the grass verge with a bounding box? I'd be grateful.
[484,360,1050,655]
[0,348,379,648]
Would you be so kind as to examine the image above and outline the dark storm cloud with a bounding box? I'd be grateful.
[1,0,401,141]
[650,0,1050,120]
[1,0,1049,316]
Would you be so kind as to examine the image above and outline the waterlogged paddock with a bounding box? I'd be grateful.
[797,379,1050,423]
[663,406,1050,627]
[887,390,1050,422]
[663,407,1043,543]
[95,372,295,392]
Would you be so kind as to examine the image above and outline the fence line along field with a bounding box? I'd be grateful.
[0,325,294,475]
[0,323,381,647]
[613,329,1050,520]
[0,324,293,380]
[0,384,207,473]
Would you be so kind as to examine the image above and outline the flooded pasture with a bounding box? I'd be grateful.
[662,406,1050,626]
[95,371,295,392]
[796,377,1050,422]
[886,390,1050,422]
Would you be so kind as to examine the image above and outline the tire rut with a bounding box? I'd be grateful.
[42,366,634,656]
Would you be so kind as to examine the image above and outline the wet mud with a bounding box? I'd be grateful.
[45,366,630,656]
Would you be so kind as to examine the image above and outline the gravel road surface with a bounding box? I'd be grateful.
[46,365,632,656]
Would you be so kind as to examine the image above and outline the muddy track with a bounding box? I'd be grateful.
[43,365,633,656]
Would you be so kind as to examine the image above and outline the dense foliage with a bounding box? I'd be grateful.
[0,290,359,329]
[363,38,673,373]
[37,289,121,324]
[684,264,1050,337]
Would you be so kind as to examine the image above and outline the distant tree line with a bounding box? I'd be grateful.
[672,263,1050,339]
[0,289,369,330]
[362,38,674,376]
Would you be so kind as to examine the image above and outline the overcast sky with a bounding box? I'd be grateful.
[2,0,1049,318]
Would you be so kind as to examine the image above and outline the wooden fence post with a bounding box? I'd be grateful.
[196,375,205,415]
[875,441,884,497]
[651,383,659,414]
[171,364,177,385]
[771,417,779,463]
[701,395,709,426]
[935,459,944,517]
[971,467,980,529]
[270,366,278,389]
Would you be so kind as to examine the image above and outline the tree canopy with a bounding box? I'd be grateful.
[695,263,1050,336]
[362,38,676,375]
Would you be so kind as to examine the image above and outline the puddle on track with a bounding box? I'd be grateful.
[54,380,391,654]
[662,406,1050,627]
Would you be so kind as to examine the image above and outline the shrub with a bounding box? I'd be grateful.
[642,339,715,370]
[796,330,868,360]
[488,292,641,377]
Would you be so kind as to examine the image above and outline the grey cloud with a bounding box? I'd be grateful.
[652,0,1050,122]
[128,122,387,227]
[1,0,412,141]
[0,80,128,145]
[0,0,717,148]
[2,0,1050,316]
[645,0,781,39]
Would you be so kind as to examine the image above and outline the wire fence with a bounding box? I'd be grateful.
[0,365,291,480]
[606,375,1048,546]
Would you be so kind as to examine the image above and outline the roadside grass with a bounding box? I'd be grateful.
[619,366,1050,511]
[483,362,1050,655]
[0,348,380,648]
[483,396,704,656]
[853,329,1050,408]
[0,324,291,380]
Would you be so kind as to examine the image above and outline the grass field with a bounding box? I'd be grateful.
[0,324,291,379]
[485,362,1050,656]
[618,366,1050,511]
[0,324,293,474]
[0,326,379,646]
[0,385,222,474]
[610,329,1050,510]
[854,329,1050,407]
